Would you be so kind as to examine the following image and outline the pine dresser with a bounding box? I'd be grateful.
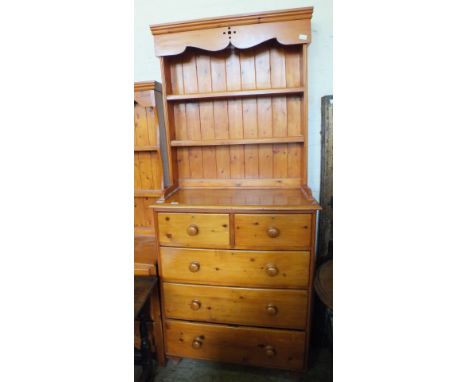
[149,7,321,371]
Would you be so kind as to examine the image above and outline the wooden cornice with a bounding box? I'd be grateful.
[150,7,313,57]
[150,7,313,35]
[134,81,162,92]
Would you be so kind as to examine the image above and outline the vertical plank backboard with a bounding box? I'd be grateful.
[226,49,245,179]
[285,47,303,179]
[170,62,190,178]
[183,53,204,178]
[255,47,273,179]
[270,45,288,178]
[134,105,150,147]
[240,50,258,178]
[211,50,231,179]
[159,42,309,187]
[196,54,217,178]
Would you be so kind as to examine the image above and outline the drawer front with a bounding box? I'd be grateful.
[163,283,308,330]
[235,214,312,250]
[165,319,305,370]
[158,213,230,248]
[160,247,310,289]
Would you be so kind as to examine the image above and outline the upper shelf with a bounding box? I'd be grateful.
[166,87,304,102]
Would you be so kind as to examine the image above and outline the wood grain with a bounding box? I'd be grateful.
[166,87,304,101]
[134,235,157,265]
[150,8,317,372]
[158,213,230,248]
[165,319,305,370]
[163,283,308,329]
[160,247,310,288]
[151,188,320,212]
[235,214,312,250]
[152,18,313,56]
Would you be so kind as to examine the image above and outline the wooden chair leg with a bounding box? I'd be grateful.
[139,310,154,382]
[150,280,166,366]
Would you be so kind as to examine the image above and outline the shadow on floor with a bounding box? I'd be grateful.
[135,346,332,382]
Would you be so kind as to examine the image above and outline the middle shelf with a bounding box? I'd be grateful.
[171,136,304,147]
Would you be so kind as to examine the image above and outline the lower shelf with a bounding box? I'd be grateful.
[165,319,305,371]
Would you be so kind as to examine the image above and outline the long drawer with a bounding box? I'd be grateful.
[163,283,308,329]
[234,214,312,250]
[165,319,305,370]
[160,247,310,289]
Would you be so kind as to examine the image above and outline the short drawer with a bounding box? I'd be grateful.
[234,214,312,250]
[163,283,308,330]
[165,319,305,370]
[160,247,310,289]
[158,213,230,248]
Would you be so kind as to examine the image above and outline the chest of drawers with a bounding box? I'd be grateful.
[152,189,319,370]
[149,7,319,371]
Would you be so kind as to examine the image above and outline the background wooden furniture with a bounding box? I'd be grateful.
[134,81,169,275]
[314,260,333,349]
[134,82,167,367]
[150,7,320,371]
[317,95,333,262]
[134,81,166,236]
[134,276,159,381]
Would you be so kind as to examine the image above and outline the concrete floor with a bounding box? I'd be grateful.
[136,347,332,382]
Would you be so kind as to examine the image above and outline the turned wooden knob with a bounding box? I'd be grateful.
[191,299,201,310]
[187,224,199,236]
[192,336,203,349]
[265,345,276,357]
[189,261,200,272]
[266,304,278,316]
[265,264,279,277]
[266,226,280,238]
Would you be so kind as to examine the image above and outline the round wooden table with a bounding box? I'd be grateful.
[314,260,333,347]
[314,260,333,310]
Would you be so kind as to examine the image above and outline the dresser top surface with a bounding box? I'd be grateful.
[151,188,320,212]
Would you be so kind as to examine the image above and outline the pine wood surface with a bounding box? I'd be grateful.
[134,235,157,265]
[149,8,318,371]
[158,213,230,248]
[134,82,165,239]
[171,136,304,147]
[156,211,313,250]
[166,87,304,101]
[163,282,307,329]
[151,7,313,35]
[164,319,306,370]
[234,213,312,250]
[159,247,310,289]
[159,41,307,189]
[134,101,163,193]
[151,188,319,212]
[151,7,313,57]
[133,263,156,276]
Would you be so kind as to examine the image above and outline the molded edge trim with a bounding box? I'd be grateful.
[134,81,163,93]
[150,7,313,35]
